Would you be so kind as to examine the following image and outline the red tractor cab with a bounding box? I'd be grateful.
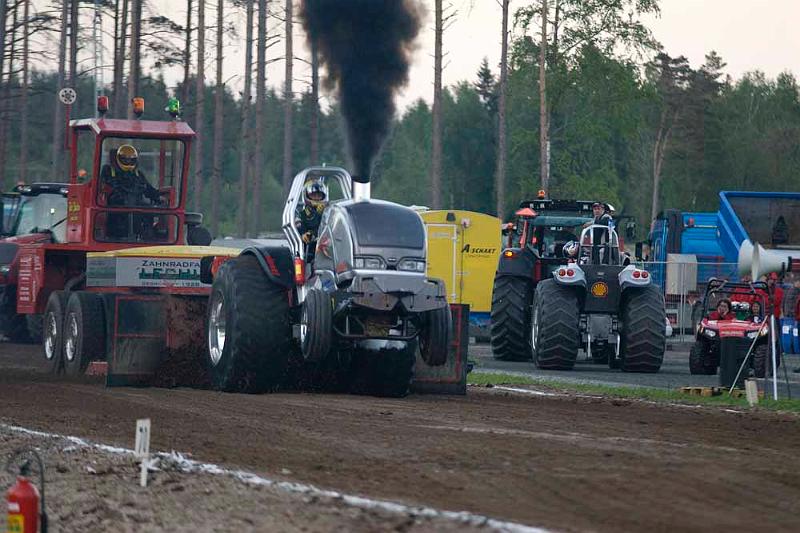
[0,184,69,341]
[13,100,210,356]
[690,278,773,377]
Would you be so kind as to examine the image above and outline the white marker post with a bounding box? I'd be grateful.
[135,418,151,487]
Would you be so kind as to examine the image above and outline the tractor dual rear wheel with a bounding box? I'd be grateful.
[63,292,106,377]
[620,285,666,373]
[206,255,291,393]
[42,291,68,374]
[531,279,580,370]
[490,275,532,361]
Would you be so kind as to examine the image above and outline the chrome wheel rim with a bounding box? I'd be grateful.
[64,313,78,363]
[208,292,226,366]
[44,312,58,361]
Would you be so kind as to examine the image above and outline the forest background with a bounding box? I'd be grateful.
[0,0,798,238]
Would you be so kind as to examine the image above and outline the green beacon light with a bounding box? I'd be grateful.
[166,97,181,119]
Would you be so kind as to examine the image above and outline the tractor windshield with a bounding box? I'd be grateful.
[14,193,68,242]
[346,202,425,250]
[97,137,185,209]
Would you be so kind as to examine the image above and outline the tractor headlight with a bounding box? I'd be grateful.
[0,265,10,275]
[398,259,426,272]
[703,329,717,338]
[747,331,758,339]
[354,256,385,270]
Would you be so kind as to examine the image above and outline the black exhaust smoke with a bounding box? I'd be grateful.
[301,0,422,183]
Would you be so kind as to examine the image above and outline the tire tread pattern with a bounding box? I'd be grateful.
[533,280,580,370]
[621,285,666,373]
[490,276,532,361]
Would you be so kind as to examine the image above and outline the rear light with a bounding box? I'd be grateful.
[566,269,574,277]
[633,270,641,279]
[293,256,306,285]
[503,250,515,258]
[642,271,649,278]
[558,269,566,276]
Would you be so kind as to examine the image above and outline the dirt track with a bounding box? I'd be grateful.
[1,343,800,532]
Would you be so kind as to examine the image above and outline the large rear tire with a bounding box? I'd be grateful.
[531,279,580,370]
[490,276,532,361]
[301,287,333,363]
[42,291,68,375]
[206,255,291,393]
[620,285,666,373]
[63,292,106,377]
[419,304,451,366]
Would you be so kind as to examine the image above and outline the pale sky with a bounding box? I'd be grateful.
[142,0,800,112]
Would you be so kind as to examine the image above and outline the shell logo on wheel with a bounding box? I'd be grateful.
[591,282,609,298]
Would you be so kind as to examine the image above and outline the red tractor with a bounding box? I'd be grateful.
[689,279,774,377]
[0,184,68,341]
[11,97,210,373]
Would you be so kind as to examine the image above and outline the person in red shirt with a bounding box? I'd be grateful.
[766,273,784,319]
[709,299,735,321]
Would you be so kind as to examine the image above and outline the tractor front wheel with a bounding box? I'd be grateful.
[301,287,333,363]
[531,279,580,370]
[206,255,291,393]
[419,304,451,366]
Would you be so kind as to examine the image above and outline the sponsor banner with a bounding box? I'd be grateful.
[88,256,207,288]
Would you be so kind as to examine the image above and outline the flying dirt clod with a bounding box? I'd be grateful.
[301,0,422,181]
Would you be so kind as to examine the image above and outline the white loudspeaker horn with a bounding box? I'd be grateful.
[738,239,798,280]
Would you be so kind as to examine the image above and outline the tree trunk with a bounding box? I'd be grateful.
[252,0,267,234]
[69,0,78,84]
[113,0,128,117]
[210,0,223,237]
[19,0,29,183]
[181,0,192,106]
[237,0,254,236]
[495,0,509,218]
[0,0,8,186]
[51,0,69,179]
[309,34,319,165]
[281,0,293,195]
[650,110,673,221]
[430,0,443,208]
[0,0,19,187]
[126,0,142,118]
[192,0,205,211]
[539,0,549,191]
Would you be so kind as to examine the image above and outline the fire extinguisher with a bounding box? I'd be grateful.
[6,449,47,533]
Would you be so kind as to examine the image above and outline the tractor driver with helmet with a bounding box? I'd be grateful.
[101,144,163,207]
[295,179,328,246]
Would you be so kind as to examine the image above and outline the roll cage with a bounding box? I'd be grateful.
[281,166,353,261]
[701,278,769,319]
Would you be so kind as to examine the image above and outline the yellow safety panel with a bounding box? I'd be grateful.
[419,210,502,314]
[88,245,241,259]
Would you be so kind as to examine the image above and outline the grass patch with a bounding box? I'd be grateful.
[468,371,800,413]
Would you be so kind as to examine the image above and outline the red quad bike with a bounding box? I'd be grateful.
[689,279,774,378]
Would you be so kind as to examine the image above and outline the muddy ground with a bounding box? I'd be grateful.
[1,343,800,532]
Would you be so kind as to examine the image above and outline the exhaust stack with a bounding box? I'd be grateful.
[352,175,371,201]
